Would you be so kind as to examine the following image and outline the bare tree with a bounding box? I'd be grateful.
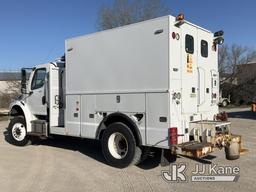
[219,44,256,84]
[97,0,170,30]
[219,44,256,104]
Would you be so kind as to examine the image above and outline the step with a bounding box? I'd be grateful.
[29,120,48,136]
[178,141,213,158]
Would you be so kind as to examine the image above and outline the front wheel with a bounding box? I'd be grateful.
[8,116,30,146]
[101,122,141,168]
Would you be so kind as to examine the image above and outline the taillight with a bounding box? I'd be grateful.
[169,127,178,145]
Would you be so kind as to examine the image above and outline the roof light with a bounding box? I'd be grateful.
[176,13,185,21]
[214,30,224,37]
[214,36,224,45]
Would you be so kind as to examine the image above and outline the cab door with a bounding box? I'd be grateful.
[26,67,47,116]
[180,24,198,114]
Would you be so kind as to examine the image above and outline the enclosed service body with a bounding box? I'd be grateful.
[63,15,219,147]
[9,15,233,167]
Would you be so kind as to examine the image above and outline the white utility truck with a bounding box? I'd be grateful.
[8,14,240,168]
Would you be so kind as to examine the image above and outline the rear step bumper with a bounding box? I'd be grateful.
[174,120,246,159]
[178,141,213,158]
[175,134,245,160]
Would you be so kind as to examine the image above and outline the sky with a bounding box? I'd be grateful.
[0,0,255,70]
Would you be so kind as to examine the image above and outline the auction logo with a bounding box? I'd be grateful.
[162,163,240,183]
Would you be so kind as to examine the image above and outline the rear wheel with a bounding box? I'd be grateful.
[101,122,141,168]
[8,116,30,146]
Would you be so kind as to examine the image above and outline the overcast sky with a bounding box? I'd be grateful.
[0,0,255,70]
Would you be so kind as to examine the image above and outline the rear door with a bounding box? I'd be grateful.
[180,24,198,114]
[197,30,218,112]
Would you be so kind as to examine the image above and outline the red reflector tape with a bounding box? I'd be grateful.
[169,127,178,145]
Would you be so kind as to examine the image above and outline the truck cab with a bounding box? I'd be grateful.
[9,60,65,143]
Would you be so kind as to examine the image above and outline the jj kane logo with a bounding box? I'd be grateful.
[162,163,240,183]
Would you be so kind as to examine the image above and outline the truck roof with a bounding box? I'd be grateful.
[66,15,212,42]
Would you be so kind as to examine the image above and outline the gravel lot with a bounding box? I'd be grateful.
[0,107,255,192]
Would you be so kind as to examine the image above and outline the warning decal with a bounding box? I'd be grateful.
[187,54,193,73]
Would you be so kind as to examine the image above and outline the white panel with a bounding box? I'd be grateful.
[65,95,81,136]
[80,93,146,139]
[197,29,218,115]
[95,94,118,112]
[169,24,183,143]
[81,95,98,139]
[146,93,169,148]
[49,65,64,127]
[180,23,198,114]
[65,16,172,94]
[95,94,145,113]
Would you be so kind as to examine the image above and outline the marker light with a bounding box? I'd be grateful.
[172,32,176,39]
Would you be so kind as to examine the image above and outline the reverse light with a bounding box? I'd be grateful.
[169,127,178,145]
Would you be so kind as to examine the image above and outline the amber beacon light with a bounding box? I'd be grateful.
[176,13,185,21]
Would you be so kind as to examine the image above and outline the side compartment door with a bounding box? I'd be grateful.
[180,24,198,114]
[65,95,81,136]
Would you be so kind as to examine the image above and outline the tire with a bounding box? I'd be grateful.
[101,122,141,168]
[222,100,228,107]
[8,116,30,146]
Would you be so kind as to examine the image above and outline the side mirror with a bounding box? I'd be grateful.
[21,69,27,94]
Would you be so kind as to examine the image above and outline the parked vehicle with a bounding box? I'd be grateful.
[8,14,240,168]
[219,90,231,107]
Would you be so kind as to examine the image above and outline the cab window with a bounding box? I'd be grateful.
[201,40,208,58]
[185,34,194,54]
[31,68,46,90]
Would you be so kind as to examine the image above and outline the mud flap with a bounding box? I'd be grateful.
[160,148,177,167]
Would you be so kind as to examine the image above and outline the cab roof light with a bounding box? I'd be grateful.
[175,13,185,27]
[176,13,185,21]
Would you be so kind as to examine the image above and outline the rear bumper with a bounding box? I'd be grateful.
[176,134,244,159]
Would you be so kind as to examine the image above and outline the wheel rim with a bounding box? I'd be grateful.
[108,132,128,159]
[12,123,26,142]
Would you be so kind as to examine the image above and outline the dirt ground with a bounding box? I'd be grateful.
[0,107,255,192]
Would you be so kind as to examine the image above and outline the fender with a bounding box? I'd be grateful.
[96,112,143,146]
[9,100,36,132]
